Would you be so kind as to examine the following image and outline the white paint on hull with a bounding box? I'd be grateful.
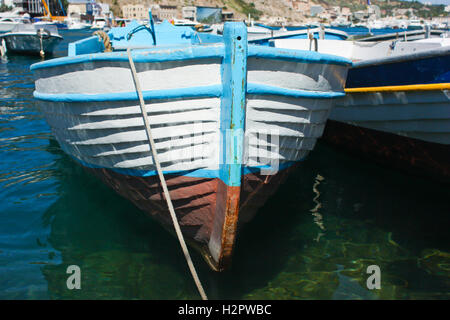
[35,59,222,94]
[247,57,346,92]
[332,90,450,145]
[36,55,348,176]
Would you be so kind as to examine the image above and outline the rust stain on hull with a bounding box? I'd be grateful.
[215,185,241,271]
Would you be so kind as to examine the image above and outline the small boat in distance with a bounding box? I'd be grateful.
[31,19,350,271]
[0,24,62,57]
[91,16,109,30]
[66,18,91,30]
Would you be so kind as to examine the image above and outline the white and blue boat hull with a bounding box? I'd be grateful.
[31,22,350,270]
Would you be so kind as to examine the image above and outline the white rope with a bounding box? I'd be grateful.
[127,48,208,300]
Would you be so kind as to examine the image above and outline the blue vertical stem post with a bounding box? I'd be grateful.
[208,22,248,269]
[220,22,248,187]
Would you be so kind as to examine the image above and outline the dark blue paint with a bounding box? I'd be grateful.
[346,53,450,88]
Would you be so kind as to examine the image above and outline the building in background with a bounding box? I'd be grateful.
[13,0,65,16]
[67,0,93,19]
[310,5,324,17]
[221,11,234,21]
[156,4,178,21]
[182,6,196,21]
[122,3,147,20]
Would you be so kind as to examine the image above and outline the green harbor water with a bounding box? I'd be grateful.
[0,30,449,300]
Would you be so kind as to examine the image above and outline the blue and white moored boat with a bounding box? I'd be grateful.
[274,36,450,182]
[30,19,350,272]
[0,24,62,56]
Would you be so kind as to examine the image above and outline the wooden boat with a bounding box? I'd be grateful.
[0,24,62,56]
[31,20,350,271]
[249,27,349,46]
[274,36,450,183]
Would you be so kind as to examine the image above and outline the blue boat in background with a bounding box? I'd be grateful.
[326,43,450,183]
[271,28,450,183]
[248,26,349,46]
[30,15,351,271]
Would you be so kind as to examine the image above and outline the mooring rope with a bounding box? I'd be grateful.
[126,48,208,300]
[37,28,50,58]
[93,30,112,52]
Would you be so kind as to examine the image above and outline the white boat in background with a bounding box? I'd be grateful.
[0,24,62,56]
[330,17,351,28]
[172,18,199,27]
[247,24,273,38]
[0,14,32,33]
[0,8,24,19]
[91,16,109,30]
[367,20,386,30]
[66,17,91,30]
[408,19,425,30]
[209,22,274,38]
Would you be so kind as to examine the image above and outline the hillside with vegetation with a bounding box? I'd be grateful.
[316,0,447,19]
[56,0,448,24]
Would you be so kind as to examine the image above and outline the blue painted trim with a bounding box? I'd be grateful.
[248,45,352,67]
[33,85,223,102]
[68,153,302,179]
[346,51,450,88]
[247,83,346,99]
[219,22,248,187]
[31,44,225,71]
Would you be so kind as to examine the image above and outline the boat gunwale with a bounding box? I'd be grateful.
[345,83,450,93]
[0,33,63,39]
[248,27,350,42]
[30,44,226,71]
[352,45,450,69]
[33,83,345,102]
[30,42,352,71]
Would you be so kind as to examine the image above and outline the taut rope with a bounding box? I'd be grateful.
[126,48,208,300]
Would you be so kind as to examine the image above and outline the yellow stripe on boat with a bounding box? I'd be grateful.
[345,83,450,93]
